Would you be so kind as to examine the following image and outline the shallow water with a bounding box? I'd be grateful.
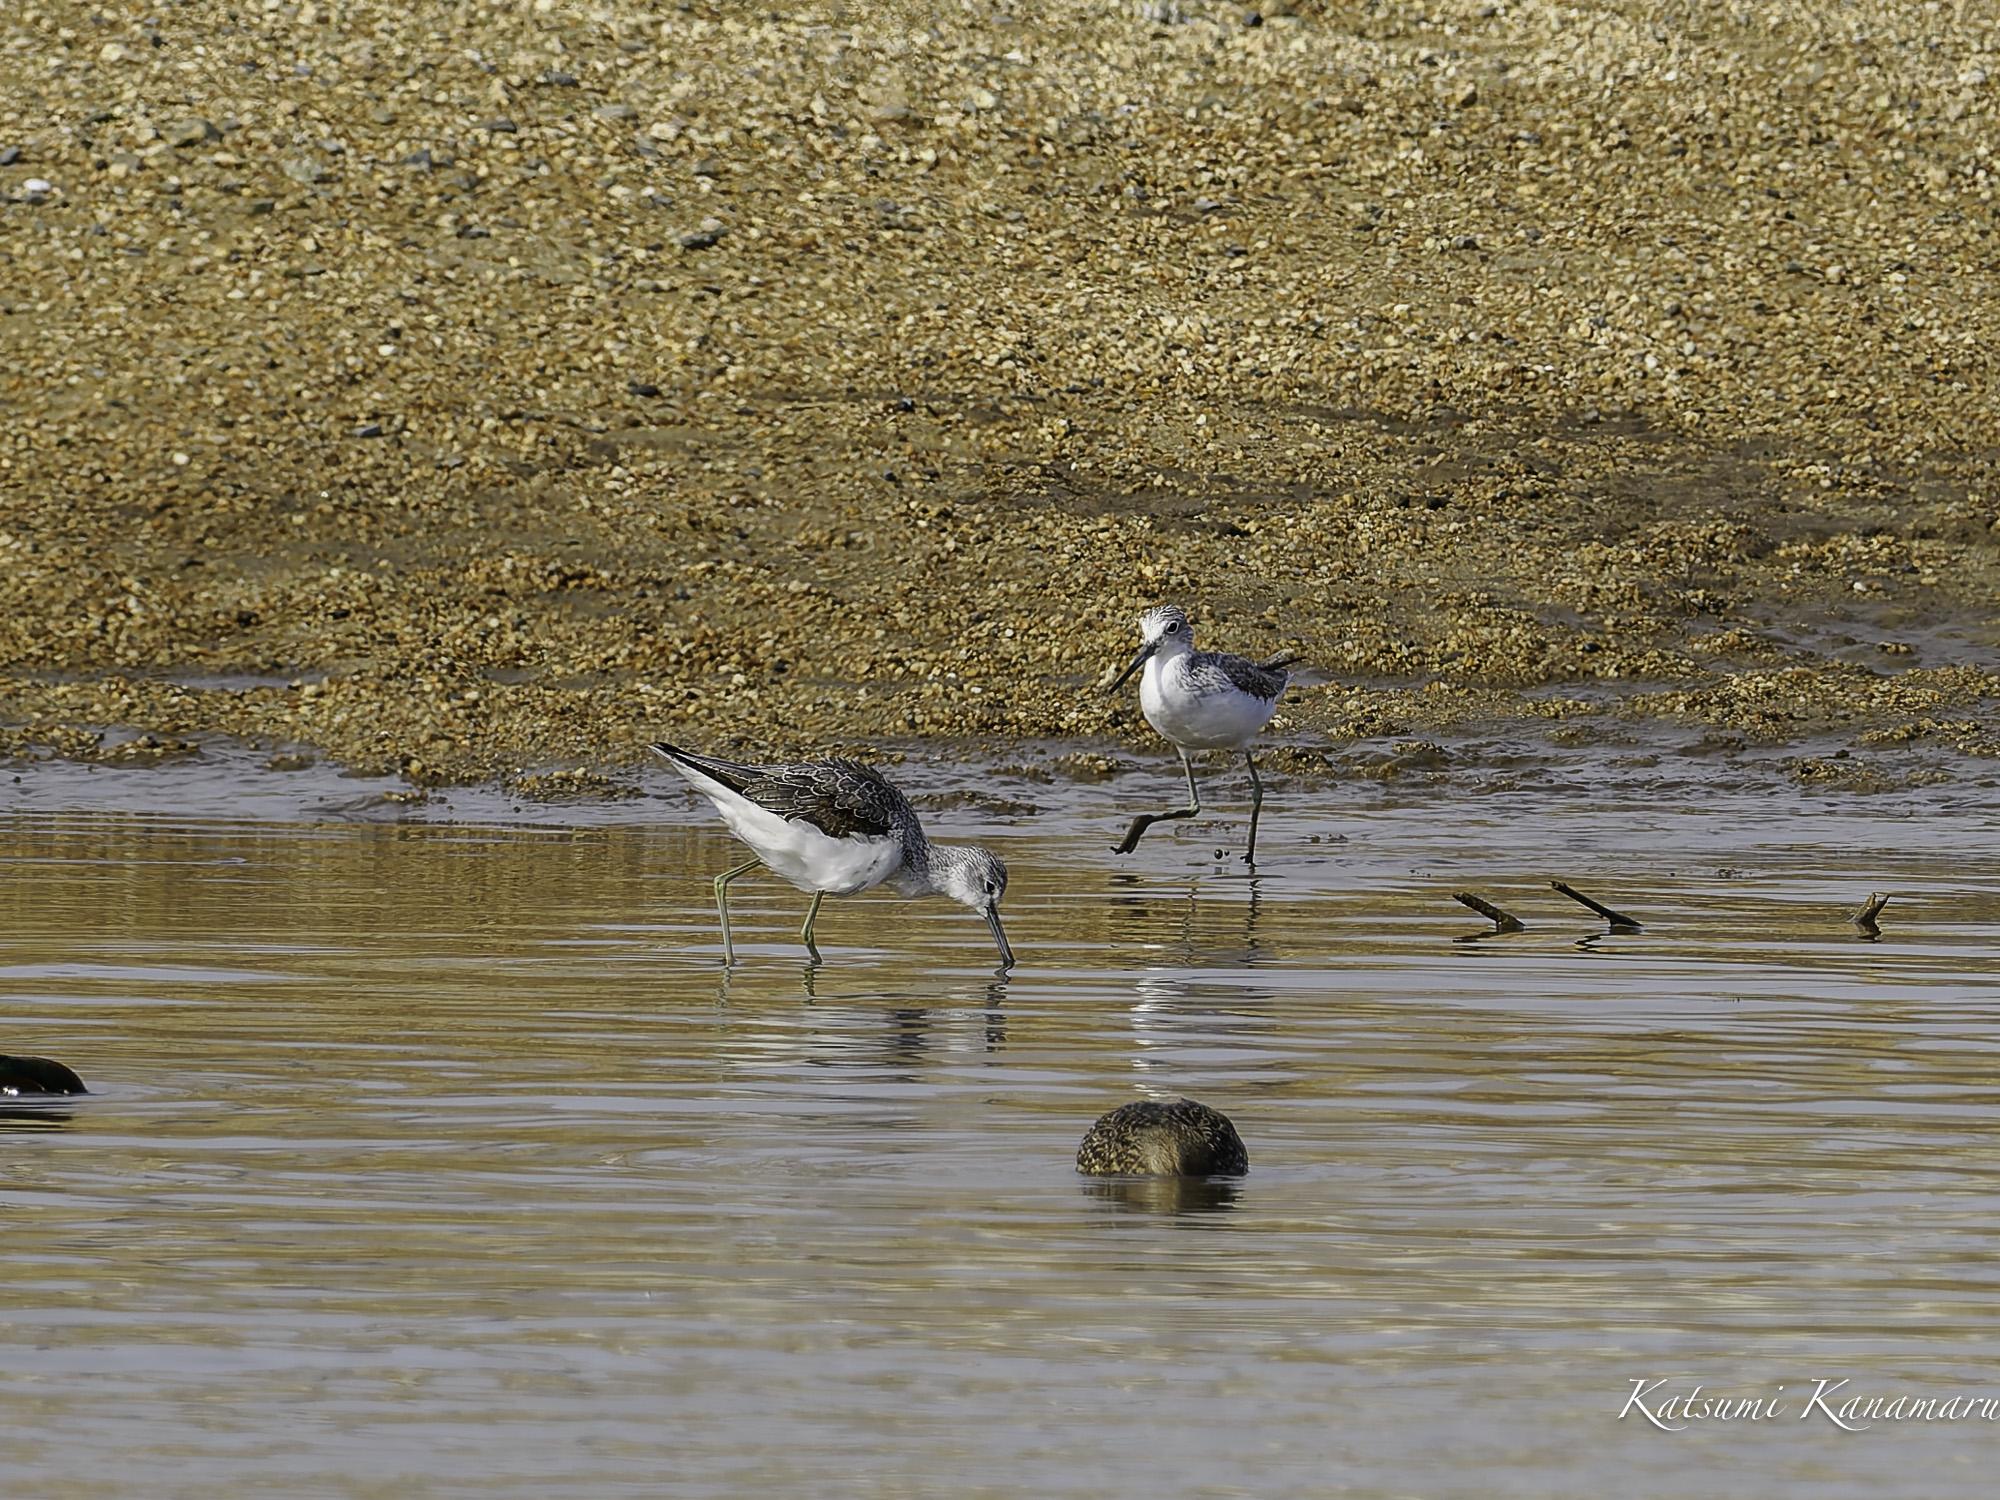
[4,758,2000,1498]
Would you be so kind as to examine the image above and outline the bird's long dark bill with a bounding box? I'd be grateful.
[984,905,1016,969]
[1108,638,1158,693]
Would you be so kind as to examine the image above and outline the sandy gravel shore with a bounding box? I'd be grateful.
[2,0,1998,797]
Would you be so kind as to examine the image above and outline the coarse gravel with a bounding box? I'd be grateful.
[3,0,1998,797]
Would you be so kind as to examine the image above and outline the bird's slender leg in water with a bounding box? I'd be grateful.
[712,858,761,964]
[799,890,826,964]
[1116,748,1203,855]
[1242,752,1264,866]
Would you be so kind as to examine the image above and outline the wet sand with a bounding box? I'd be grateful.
[3,0,1998,793]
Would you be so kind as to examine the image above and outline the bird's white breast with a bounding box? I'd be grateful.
[1140,654,1281,750]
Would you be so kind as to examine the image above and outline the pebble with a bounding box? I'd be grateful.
[676,217,727,250]
[164,118,221,148]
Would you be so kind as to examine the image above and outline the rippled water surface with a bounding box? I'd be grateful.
[4,759,2000,1498]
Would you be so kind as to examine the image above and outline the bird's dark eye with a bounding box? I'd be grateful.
[1166,621,1180,634]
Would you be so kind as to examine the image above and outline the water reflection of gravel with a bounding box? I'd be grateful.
[2,2,1996,789]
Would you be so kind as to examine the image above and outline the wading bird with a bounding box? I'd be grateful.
[1076,1098,1248,1177]
[1108,604,1291,862]
[654,741,1014,969]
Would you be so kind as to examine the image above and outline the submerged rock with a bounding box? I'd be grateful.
[0,1055,87,1095]
[1076,1098,1247,1177]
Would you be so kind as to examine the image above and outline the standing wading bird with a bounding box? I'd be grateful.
[1108,604,1292,863]
[653,741,1015,969]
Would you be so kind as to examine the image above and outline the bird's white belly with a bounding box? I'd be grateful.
[722,805,903,896]
[678,765,906,896]
[1140,662,1279,750]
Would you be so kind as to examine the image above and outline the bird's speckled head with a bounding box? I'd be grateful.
[1110,604,1194,693]
[933,844,1007,908]
[1137,603,1193,648]
[927,844,1014,969]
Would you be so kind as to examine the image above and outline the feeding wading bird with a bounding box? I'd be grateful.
[1108,604,1291,863]
[653,741,1014,968]
[1076,1099,1249,1177]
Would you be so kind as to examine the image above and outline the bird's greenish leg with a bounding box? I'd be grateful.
[712,858,761,964]
[1115,748,1203,855]
[799,890,826,964]
[1242,751,1265,865]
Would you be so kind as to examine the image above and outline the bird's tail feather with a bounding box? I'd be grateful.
[651,740,764,794]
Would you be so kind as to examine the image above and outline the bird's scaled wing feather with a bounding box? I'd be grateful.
[741,759,905,840]
[1212,653,1289,700]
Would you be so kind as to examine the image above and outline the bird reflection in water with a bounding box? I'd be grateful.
[741,970,1013,1079]
[1105,870,1270,968]
[1080,1175,1244,1216]
[0,1104,76,1131]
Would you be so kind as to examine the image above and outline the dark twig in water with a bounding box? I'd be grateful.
[0,1054,87,1095]
[1453,891,1525,932]
[1851,891,1889,938]
[1551,880,1642,931]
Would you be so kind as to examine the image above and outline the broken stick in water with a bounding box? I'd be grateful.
[1851,891,1889,937]
[1453,891,1525,933]
[1551,880,1642,931]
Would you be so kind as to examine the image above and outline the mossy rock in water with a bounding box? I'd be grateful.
[0,1054,87,1095]
[1076,1098,1247,1177]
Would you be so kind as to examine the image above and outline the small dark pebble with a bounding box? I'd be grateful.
[1453,233,1480,250]
[353,422,385,438]
[457,224,490,239]
[677,227,725,250]
[627,380,662,397]
[0,146,19,167]
[691,155,721,178]
[480,117,518,134]
[541,71,579,87]
[403,149,435,170]
[1242,10,1263,25]
[0,1054,87,1095]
